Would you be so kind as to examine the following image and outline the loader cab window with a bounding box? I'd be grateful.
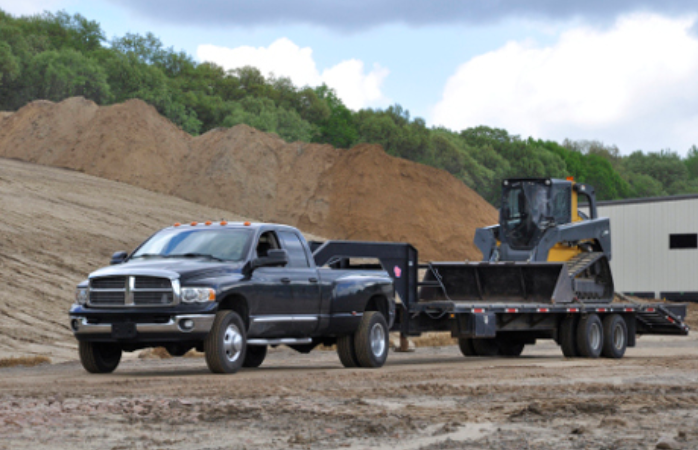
[256,231,280,258]
[550,187,571,224]
[500,181,552,249]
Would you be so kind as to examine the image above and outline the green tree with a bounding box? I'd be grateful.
[25,48,111,103]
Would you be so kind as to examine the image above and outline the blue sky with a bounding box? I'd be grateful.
[2,0,698,155]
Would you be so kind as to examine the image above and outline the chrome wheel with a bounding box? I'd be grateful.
[370,323,386,357]
[223,324,243,362]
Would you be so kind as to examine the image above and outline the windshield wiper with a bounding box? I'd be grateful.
[167,253,225,262]
[130,253,166,259]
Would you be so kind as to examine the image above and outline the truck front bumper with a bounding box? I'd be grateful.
[70,314,215,336]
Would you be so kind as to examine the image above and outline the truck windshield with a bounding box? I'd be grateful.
[501,182,551,249]
[131,228,253,262]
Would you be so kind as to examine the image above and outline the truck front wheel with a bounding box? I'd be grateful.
[79,341,122,374]
[354,311,389,368]
[204,310,247,374]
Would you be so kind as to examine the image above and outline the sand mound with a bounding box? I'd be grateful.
[0,97,498,260]
[0,158,325,361]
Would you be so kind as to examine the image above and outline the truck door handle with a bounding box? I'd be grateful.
[281,277,291,284]
[308,277,318,283]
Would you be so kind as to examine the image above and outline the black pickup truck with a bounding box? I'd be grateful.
[70,222,395,374]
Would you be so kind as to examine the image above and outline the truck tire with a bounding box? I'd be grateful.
[601,314,627,359]
[243,345,267,368]
[471,338,500,356]
[458,338,477,356]
[559,316,579,357]
[576,314,603,358]
[337,335,360,368]
[498,340,525,357]
[79,341,122,374]
[204,310,246,374]
[354,311,389,368]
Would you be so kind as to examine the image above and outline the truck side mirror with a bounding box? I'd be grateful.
[251,249,289,271]
[110,251,128,265]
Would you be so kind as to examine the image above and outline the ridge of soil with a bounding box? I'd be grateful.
[0,97,498,261]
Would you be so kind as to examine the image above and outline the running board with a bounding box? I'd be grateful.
[247,337,313,346]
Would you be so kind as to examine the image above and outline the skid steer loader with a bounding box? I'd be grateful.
[421,178,613,304]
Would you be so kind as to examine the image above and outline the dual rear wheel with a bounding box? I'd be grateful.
[336,311,390,368]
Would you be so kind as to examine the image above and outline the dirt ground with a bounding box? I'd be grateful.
[1,336,697,450]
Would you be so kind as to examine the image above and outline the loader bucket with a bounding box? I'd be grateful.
[420,262,574,304]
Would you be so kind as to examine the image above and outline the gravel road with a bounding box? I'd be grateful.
[2,336,697,450]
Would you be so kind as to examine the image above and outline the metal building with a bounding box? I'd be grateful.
[597,194,698,301]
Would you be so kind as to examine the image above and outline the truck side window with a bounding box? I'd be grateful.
[278,231,310,268]
[256,231,280,258]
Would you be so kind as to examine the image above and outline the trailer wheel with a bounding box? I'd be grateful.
[79,341,122,374]
[559,316,579,357]
[354,311,389,368]
[204,310,246,374]
[498,340,525,357]
[458,338,477,356]
[243,345,267,368]
[472,338,500,356]
[337,334,360,368]
[576,314,603,358]
[601,314,627,359]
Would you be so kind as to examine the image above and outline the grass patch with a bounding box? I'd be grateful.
[0,355,51,368]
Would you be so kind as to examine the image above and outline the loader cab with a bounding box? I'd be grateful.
[500,178,573,250]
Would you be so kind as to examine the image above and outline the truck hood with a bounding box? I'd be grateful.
[88,258,244,283]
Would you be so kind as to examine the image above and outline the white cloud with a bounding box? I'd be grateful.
[432,14,698,154]
[197,38,389,110]
[0,0,69,16]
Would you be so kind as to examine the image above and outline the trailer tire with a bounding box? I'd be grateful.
[601,314,627,359]
[354,311,389,368]
[243,345,267,368]
[472,338,500,356]
[458,338,477,356]
[337,334,360,368]
[577,314,603,358]
[498,340,525,357]
[204,310,246,374]
[79,341,122,374]
[559,316,579,357]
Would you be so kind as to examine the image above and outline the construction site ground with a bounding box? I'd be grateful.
[2,335,698,450]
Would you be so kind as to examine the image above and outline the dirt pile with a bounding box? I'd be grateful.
[0,158,313,362]
[0,97,497,260]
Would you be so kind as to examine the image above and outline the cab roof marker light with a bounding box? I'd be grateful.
[244,221,251,226]
[205,221,212,226]
[220,221,228,225]
[190,221,198,226]
[174,223,181,227]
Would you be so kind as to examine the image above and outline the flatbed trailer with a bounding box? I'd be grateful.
[313,241,689,359]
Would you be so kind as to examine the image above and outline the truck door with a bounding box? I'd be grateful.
[249,230,294,337]
[277,230,322,335]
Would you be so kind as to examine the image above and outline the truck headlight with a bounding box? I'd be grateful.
[181,287,216,303]
[75,288,88,305]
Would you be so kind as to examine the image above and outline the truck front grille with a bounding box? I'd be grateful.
[89,276,175,307]
[133,291,174,305]
[89,291,125,305]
